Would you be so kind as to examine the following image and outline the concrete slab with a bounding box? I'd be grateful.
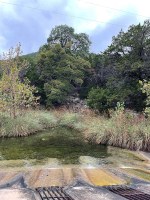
[84,169,123,186]
[23,168,124,187]
[0,188,36,200]
[132,183,150,195]
[65,185,127,200]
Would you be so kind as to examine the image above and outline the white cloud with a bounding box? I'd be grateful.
[0,0,150,53]
[64,0,150,33]
[64,0,126,33]
[0,0,19,20]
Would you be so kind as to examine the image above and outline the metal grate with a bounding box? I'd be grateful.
[105,185,150,200]
[36,186,74,200]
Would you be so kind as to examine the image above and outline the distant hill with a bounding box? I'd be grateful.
[22,52,38,59]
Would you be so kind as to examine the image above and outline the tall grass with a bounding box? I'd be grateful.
[82,110,150,152]
[0,110,57,137]
[0,108,150,152]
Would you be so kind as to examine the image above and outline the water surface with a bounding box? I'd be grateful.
[0,127,146,169]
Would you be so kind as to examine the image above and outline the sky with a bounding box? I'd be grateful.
[0,0,150,54]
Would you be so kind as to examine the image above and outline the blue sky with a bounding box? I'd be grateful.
[0,0,150,54]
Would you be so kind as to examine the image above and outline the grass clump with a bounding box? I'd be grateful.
[55,110,84,130]
[0,110,57,137]
[82,110,150,152]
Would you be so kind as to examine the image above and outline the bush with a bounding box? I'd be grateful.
[87,87,117,114]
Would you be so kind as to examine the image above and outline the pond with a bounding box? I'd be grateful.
[0,127,147,169]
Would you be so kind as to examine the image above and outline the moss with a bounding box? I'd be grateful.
[123,168,150,181]
[0,127,109,165]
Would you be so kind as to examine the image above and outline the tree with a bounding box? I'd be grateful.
[47,25,91,57]
[0,44,38,118]
[140,80,150,116]
[105,20,150,61]
[104,20,150,81]
[87,87,118,114]
[94,20,150,111]
[37,44,91,106]
[23,52,46,104]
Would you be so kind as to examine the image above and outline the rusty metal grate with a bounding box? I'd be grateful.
[36,186,74,200]
[105,185,150,200]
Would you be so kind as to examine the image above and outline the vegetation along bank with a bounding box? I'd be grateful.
[0,109,150,152]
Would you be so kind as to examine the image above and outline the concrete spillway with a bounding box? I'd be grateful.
[0,172,150,200]
[0,168,123,188]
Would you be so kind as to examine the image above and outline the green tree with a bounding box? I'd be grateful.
[47,25,91,57]
[140,80,150,116]
[89,20,150,112]
[105,20,150,62]
[0,44,38,118]
[37,44,90,106]
[23,52,46,104]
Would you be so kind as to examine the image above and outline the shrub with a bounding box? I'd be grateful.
[87,87,117,114]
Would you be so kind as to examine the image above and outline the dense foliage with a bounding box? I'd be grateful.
[37,44,90,106]
[140,80,150,116]
[86,21,150,113]
[13,22,150,113]
[47,25,91,57]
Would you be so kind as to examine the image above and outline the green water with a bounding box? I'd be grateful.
[0,127,146,170]
[0,127,109,165]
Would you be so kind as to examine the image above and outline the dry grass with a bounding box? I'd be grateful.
[81,110,150,152]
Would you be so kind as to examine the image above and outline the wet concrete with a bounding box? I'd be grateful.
[65,183,127,200]
[0,152,150,199]
[0,168,123,188]
[0,172,150,200]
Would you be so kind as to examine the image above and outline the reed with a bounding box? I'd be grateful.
[82,110,150,152]
[0,108,150,152]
